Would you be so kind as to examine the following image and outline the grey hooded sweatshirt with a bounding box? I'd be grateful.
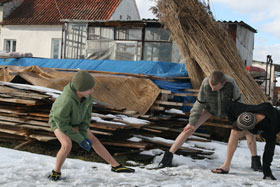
[188,75,244,126]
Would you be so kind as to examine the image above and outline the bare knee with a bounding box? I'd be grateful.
[245,132,255,139]
[245,132,256,145]
[60,141,72,153]
[231,129,240,136]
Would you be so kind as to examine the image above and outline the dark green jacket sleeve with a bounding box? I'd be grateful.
[79,103,92,139]
[52,100,84,144]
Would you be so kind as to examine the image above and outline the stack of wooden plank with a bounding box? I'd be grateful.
[0,81,215,157]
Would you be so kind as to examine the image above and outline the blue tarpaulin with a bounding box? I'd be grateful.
[0,58,188,77]
[0,58,195,111]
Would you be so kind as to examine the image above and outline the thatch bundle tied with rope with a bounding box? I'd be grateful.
[155,0,267,104]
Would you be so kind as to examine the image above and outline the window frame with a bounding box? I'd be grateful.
[4,39,17,52]
[51,38,61,59]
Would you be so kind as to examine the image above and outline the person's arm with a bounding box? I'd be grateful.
[79,102,93,139]
[231,77,244,103]
[184,109,211,131]
[263,136,277,180]
[188,78,208,126]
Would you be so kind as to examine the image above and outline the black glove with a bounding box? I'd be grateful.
[263,165,277,180]
[79,138,93,151]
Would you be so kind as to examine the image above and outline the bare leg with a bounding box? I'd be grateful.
[54,129,72,172]
[218,129,246,172]
[87,129,119,167]
[169,110,212,153]
[169,124,198,153]
[245,132,257,156]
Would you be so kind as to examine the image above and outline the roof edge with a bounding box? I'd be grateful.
[218,20,257,33]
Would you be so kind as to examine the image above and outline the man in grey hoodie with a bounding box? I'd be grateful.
[159,71,262,173]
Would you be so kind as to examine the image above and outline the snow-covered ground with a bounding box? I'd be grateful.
[1,139,280,187]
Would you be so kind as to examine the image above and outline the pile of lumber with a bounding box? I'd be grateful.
[0,81,215,158]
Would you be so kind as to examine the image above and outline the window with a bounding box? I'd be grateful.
[51,39,61,59]
[88,27,114,40]
[4,39,16,52]
[65,23,87,59]
[144,42,172,62]
[115,28,142,40]
[145,28,170,41]
[115,41,142,61]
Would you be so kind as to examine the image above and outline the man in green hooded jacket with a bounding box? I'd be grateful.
[48,71,134,181]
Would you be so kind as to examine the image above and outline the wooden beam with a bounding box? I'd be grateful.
[14,140,34,150]
[90,129,113,136]
[155,100,193,106]
[172,92,198,97]
[0,97,38,105]
[29,134,57,142]
[20,125,52,132]
[0,128,27,136]
[150,106,165,111]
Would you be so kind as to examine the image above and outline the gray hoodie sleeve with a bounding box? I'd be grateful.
[227,75,244,103]
[188,78,208,126]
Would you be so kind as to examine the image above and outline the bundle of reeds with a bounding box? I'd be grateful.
[156,0,267,104]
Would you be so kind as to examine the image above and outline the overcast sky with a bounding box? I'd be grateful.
[135,0,280,65]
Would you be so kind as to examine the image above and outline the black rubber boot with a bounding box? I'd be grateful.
[158,151,173,168]
[251,155,262,171]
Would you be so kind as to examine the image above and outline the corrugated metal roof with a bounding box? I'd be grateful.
[1,0,121,25]
[219,21,257,33]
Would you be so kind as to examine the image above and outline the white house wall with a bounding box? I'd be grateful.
[235,25,255,66]
[0,25,62,58]
[110,0,140,20]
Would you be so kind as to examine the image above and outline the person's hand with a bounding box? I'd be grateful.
[79,138,93,151]
[183,124,195,132]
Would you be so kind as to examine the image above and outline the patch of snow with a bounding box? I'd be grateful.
[165,108,185,115]
[91,117,126,126]
[116,115,150,125]
[1,137,280,186]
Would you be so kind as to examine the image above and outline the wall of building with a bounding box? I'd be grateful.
[235,25,255,66]
[0,25,62,58]
[110,0,140,20]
